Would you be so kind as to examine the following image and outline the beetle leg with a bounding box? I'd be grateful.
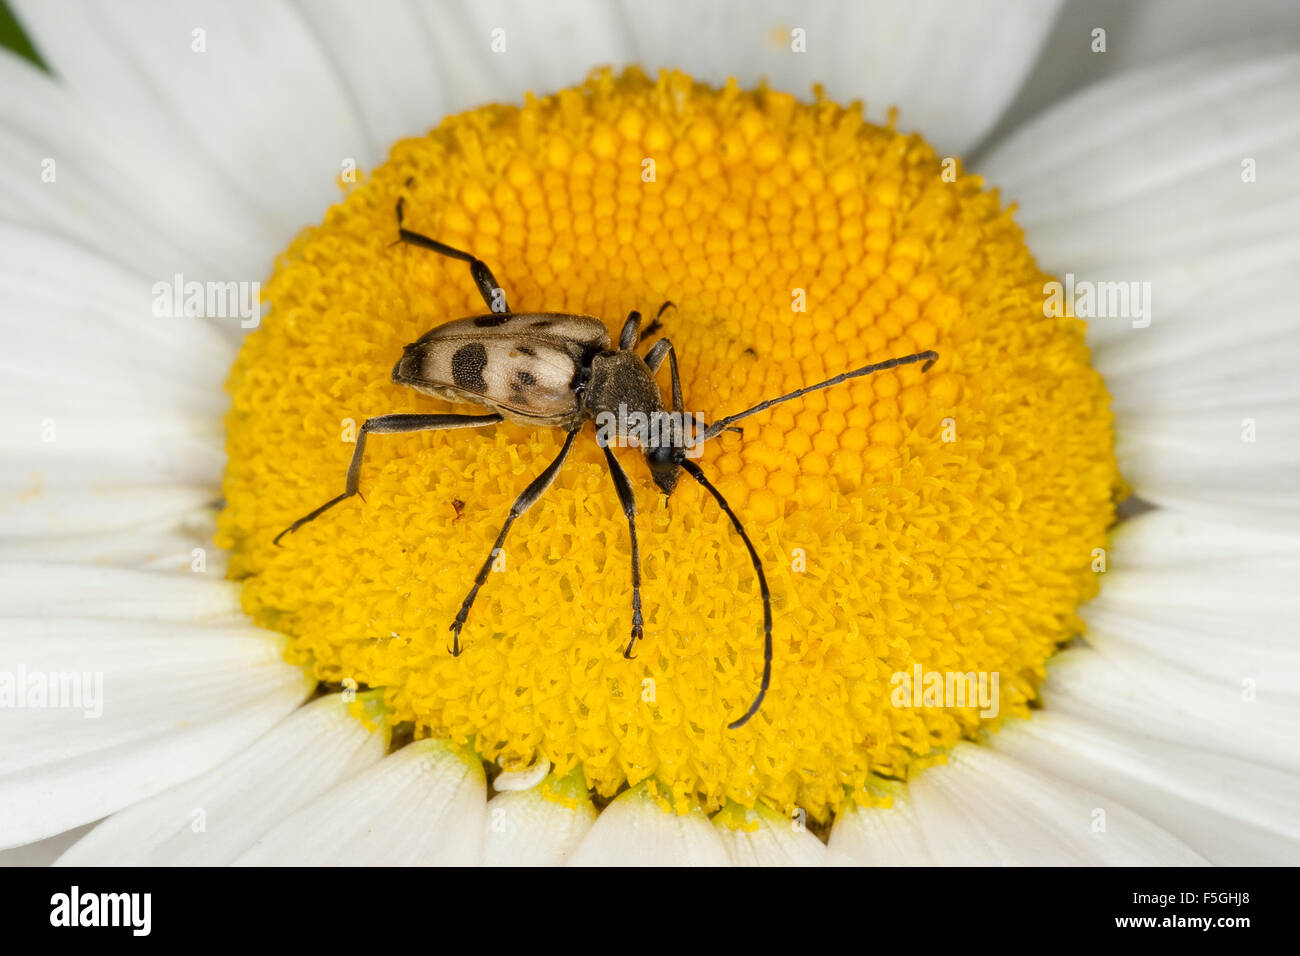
[601,444,644,659]
[618,310,642,351]
[644,337,684,415]
[449,429,579,655]
[394,196,509,314]
[640,300,675,340]
[645,338,740,447]
[274,412,503,546]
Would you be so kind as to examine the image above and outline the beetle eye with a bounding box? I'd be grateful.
[647,444,677,467]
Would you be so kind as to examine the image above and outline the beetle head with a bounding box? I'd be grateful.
[642,412,695,495]
[645,442,686,495]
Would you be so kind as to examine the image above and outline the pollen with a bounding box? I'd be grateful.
[218,68,1122,822]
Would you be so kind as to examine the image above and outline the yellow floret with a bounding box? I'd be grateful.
[218,67,1122,822]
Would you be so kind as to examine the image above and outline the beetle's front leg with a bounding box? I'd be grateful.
[601,443,644,658]
[644,336,684,415]
[274,412,503,545]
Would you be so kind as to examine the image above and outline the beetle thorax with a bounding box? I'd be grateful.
[583,350,666,432]
[584,350,687,495]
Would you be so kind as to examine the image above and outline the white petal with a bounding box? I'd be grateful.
[0,224,237,410]
[621,0,1061,157]
[55,693,386,866]
[0,563,242,623]
[259,0,451,161]
[313,0,633,153]
[1104,271,1300,528]
[232,738,487,865]
[980,46,1300,524]
[1044,646,1300,776]
[410,0,630,108]
[481,774,597,866]
[0,482,224,570]
[712,802,826,866]
[0,621,313,849]
[0,496,224,573]
[0,412,223,488]
[567,785,730,866]
[992,713,1300,866]
[0,824,95,867]
[0,224,233,489]
[493,758,551,792]
[1081,510,1300,695]
[12,0,369,247]
[982,46,1300,251]
[1099,503,1300,565]
[980,6,1300,147]
[0,485,213,538]
[827,788,933,866]
[0,46,269,279]
[907,743,1207,865]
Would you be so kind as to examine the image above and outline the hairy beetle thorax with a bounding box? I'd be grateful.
[583,350,667,437]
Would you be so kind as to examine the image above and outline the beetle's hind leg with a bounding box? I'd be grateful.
[274,412,503,546]
[601,444,644,658]
[449,429,579,655]
[394,191,509,314]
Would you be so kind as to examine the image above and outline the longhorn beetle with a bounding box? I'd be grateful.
[275,190,939,729]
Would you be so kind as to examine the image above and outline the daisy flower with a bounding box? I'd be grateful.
[1,0,1297,867]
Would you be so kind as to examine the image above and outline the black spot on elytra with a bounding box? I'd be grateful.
[743,347,757,357]
[515,370,537,386]
[473,314,509,327]
[451,342,488,391]
[517,345,536,357]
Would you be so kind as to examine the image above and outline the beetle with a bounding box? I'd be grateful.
[275,191,939,728]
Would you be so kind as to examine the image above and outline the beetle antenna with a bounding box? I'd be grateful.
[701,350,938,441]
[680,459,771,729]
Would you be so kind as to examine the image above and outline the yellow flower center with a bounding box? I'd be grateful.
[218,68,1121,822]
